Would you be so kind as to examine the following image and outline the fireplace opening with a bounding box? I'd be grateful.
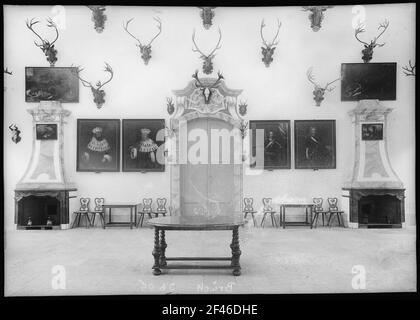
[358,195,401,228]
[17,196,60,229]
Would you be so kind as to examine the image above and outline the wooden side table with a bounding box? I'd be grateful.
[102,203,136,229]
[280,203,314,229]
[148,216,245,276]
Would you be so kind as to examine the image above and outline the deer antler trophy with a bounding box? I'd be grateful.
[302,6,333,32]
[87,5,107,33]
[25,17,59,66]
[306,67,340,106]
[402,60,416,76]
[354,19,390,63]
[198,7,216,29]
[192,28,222,75]
[73,63,114,108]
[123,17,162,65]
[192,70,224,104]
[260,19,282,67]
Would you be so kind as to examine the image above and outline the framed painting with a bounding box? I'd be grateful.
[341,63,396,101]
[25,67,79,103]
[122,119,165,172]
[36,124,57,140]
[362,123,383,140]
[77,119,120,172]
[295,120,336,169]
[249,120,291,170]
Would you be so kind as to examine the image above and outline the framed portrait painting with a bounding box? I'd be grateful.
[25,67,79,103]
[249,120,291,170]
[294,120,336,169]
[122,119,165,172]
[77,119,120,172]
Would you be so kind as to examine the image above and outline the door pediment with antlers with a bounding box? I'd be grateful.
[171,72,243,119]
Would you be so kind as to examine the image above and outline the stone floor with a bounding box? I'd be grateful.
[4,224,417,296]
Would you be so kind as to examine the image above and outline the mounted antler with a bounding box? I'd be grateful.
[73,63,114,108]
[87,5,107,33]
[307,67,340,106]
[9,124,21,144]
[302,6,333,32]
[26,17,59,66]
[191,70,224,104]
[192,28,222,75]
[166,97,175,115]
[123,17,162,65]
[402,60,416,76]
[354,19,390,63]
[238,100,248,116]
[260,18,282,67]
[198,7,216,29]
[4,68,13,75]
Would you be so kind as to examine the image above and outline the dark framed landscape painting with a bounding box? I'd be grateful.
[341,63,396,101]
[362,123,383,140]
[295,120,336,169]
[77,119,120,172]
[25,67,79,103]
[36,124,57,140]
[250,120,291,170]
[122,119,165,172]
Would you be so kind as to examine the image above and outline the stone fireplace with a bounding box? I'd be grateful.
[15,101,76,230]
[342,100,405,228]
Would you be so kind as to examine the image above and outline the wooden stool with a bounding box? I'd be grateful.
[243,197,257,227]
[72,198,91,228]
[261,198,278,228]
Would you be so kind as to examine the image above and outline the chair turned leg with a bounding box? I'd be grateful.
[312,213,319,228]
[261,213,267,227]
[91,213,96,227]
[328,213,334,227]
[71,213,79,229]
[251,213,257,227]
[84,213,91,228]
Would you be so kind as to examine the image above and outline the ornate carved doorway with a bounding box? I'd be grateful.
[168,75,245,219]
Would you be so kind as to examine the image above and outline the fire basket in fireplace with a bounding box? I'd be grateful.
[14,101,76,230]
[342,100,405,228]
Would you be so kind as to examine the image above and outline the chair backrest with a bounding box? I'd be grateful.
[94,198,105,212]
[143,198,153,213]
[262,198,273,212]
[156,198,167,213]
[313,197,324,212]
[243,197,254,212]
[79,198,90,212]
[327,197,339,211]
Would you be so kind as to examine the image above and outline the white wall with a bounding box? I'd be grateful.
[3,4,416,229]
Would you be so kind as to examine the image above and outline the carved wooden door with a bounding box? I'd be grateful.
[180,118,236,218]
